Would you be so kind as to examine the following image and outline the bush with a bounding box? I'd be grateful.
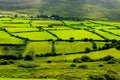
[98,64,104,67]
[24,55,33,61]
[0,59,9,65]
[107,70,118,74]
[85,47,90,53]
[79,64,88,69]
[89,75,106,80]
[100,55,114,61]
[70,63,76,67]
[103,74,117,80]
[80,56,92,62]
[46,60,52,63]
[18,61,39,68]
[73,58,82,63]
[107,59,116,64]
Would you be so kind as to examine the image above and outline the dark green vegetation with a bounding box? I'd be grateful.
[0,13,120,80]
[1,0,120,20]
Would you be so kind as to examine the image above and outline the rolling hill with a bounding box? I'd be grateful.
[0,0,120,20]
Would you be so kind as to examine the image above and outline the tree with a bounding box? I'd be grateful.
[85,47,90,53]
[69,37,74,42]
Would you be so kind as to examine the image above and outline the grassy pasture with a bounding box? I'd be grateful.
[13,31,57,40]
[105,29,120,35]
[32,20,64,27]
[55,41,92,54]
[63,20,81,25]
[0,31,24,44]
[24,42,52,56]
[47,48,120,61]
[11,19,30,23]
[95,30,120,40]
[94,21,120,26]
[0,23,31,28]
[50,30,103,40]
[0,18,12,21]
[6,28,38,33]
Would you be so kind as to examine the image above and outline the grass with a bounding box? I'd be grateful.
[0,31,24,44]
[0,78,57,80]
[32,20,64,27]
[13,31,57,40]
[1,16,120,79]
[50,30,103,40]
[6,28,38,33]
[44,48,120,61]
[23,42,52,56]
[95,30,120,40]
[105,29,120,35]
[55,41,92,54]
[11,19,30,23]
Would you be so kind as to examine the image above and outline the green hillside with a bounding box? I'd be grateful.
[0,0,120,20]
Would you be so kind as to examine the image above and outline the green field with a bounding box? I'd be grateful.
[13,31,57,40]
[0,31,24,44]
[0,14,120,79]
[50,30,103,40]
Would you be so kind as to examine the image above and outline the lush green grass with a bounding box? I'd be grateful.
[13,31,57,40]
[0,23,31,28]
[46,48,120,61]
[11,19,30,23]
[105,29,120,35]
[32,20,64,27]
[6,28,38,33]
[55,41,92,54]
[63,20,81,25]
[0,78,56,80]
[0,31,24,44]
[95,30,120,40]
[0,18,12,21]
[50,30,103,40]
[23,42,52,56]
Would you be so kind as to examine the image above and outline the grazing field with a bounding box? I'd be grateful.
[1,15,120,79]
[95,30,120,40]
[24,42,52,56]
[11,19,30,23]
[13,31,57,40]
[6,28,39,33]
[50,30,104,40]
[32,20,64,27]
[0,23,31,28]
[55,41,92,53]
[105,29,120,35]
[0,31,24,44]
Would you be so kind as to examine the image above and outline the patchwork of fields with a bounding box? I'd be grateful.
[0,14,120,55]
[0,13,120,79]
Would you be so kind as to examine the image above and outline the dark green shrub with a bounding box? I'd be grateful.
[89,75,106,80]
[73,58,82,63]
[100,55,114,61]
[46,60,52,63]
[103,74,117,80]
[107,70,118,74]
[107,59,116,64]
[18,61,39,68]
[69,37,74,42]
[9,60,14,64]
[24,55,33,61]
[70,63,76,67]
[0,59,9,65]
[80,56,92,62]
[79,64,88,69]
[85,47,90,53]
[98,64,104,67]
